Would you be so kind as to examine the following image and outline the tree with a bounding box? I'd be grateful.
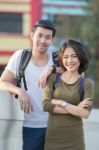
[81,0,99,107]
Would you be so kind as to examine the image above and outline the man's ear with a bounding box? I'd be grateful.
[52,37,55,43]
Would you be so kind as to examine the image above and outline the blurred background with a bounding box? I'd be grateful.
[0,0,99,108]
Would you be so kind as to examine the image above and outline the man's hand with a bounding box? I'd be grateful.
[37,66,53,88]
[56,67,65,74]
[18,88,33,113]
[37,66,65,88]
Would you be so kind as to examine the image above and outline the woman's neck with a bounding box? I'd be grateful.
[61,71,81,84]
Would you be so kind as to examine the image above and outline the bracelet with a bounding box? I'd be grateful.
[60,101,68,109]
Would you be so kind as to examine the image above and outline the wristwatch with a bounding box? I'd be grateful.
[60,101,68,109]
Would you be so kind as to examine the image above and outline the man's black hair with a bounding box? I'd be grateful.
[33,19,56,37]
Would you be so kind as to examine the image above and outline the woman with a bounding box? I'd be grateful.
[43,39,94,150]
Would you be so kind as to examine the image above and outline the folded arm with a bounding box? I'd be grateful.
[51,98,92,118]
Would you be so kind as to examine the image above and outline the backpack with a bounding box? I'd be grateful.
[53,73,84,101]
[15,49,59,98]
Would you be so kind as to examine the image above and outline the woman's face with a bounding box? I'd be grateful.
[62,47,80,73]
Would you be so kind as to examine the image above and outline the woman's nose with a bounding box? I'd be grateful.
[67,57,72,62]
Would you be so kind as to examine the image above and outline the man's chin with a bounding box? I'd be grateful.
[39,48,47,53]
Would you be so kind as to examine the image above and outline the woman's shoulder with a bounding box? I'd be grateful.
[48,73,56,81]
[84,77,94,88]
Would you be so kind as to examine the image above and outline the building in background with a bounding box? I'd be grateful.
[42,0,88,16]
[42,0,89,50]
[0,0,42,74]
[0,0,88,74]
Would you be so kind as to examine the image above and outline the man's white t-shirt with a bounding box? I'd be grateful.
[6,49,54,128]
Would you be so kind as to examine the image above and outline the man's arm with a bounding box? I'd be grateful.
[37,66,64,88]
[0,69,33,112]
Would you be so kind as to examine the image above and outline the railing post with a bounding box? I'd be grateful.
[0,91,24,150]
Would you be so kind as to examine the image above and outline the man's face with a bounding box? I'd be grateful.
[31,27,53,53]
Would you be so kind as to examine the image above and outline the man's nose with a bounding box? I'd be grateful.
[40,37,46,43]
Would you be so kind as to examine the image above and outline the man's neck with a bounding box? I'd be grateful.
[32,50,48,59]
[31,50,49,67]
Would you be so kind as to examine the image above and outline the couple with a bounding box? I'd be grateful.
[0,19,94,150]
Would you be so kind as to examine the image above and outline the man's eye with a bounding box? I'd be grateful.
[38,35,42,38]
[46,36,52,40]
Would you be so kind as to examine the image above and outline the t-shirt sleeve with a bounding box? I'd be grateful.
[43,73,56,113]
[5,50,23,77]
[84,78,95,111]
[48,51,54,66]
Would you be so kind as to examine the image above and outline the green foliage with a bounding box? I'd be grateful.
[55,0,99,105]
[82,0,99,106]
[81,0,99,48]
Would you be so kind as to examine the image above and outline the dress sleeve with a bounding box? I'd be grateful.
[43,73,56,113]
[84,78,95,111]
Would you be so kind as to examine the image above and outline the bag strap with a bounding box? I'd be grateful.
[16,50,58,92]
[53,73,84,101]
[15,49,32,98]
[53,73,61,91]
[18,49,32,77]
[79,78,84,101]
[52,52,60,67]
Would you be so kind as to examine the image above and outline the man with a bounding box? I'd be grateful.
[0,19,57,150]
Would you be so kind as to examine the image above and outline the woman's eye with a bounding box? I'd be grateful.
[73,55,77,58]
[63,56,68,59]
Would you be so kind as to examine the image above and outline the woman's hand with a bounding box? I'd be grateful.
[78,98,92,109]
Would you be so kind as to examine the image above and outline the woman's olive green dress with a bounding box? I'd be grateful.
[43,73,94,150]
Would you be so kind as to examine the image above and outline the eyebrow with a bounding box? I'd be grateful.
[43,33,52,37]
[63,53,77,56]
[37,33,52,37]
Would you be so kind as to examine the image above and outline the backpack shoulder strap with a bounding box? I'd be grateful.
[53,73,61,91]
[53,74,84,102]
[18,49,32,77]
[79,78,84,101]
[15,49,32,98]
[52,51,60,67]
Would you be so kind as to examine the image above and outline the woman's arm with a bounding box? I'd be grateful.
[43,98,69,114]
[64,78,94,119]
[51,98,92,118]
[43,76,94,117]
[64,98,92,119]
[53,106,69,114]
[43,73,69,114]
